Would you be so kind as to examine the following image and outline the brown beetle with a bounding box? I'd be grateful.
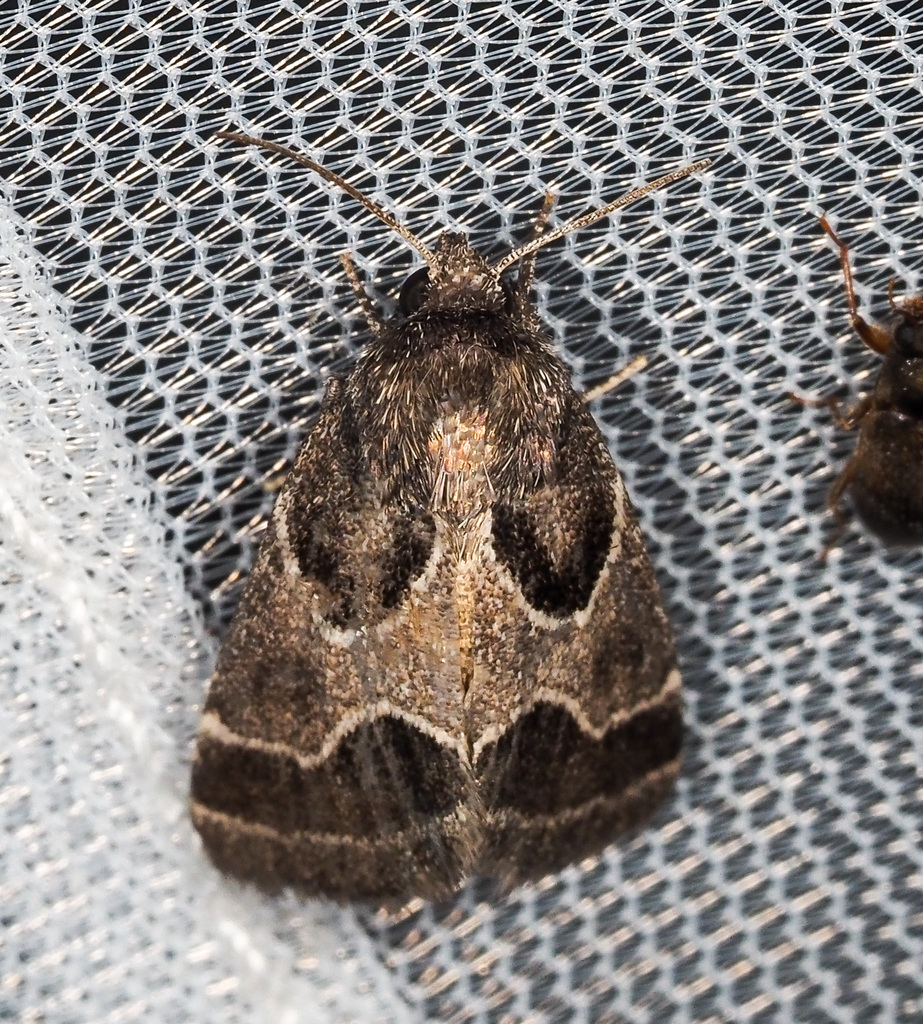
[798,216,923,551]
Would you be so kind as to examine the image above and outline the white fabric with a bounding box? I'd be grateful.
[2,2,922,1022]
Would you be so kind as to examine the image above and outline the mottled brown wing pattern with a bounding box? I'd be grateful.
[191,379,483,903]
[469,403,680,880]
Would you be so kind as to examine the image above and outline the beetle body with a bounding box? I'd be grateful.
[806,218,923,549]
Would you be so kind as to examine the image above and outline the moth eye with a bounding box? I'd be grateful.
[399,267,431,315]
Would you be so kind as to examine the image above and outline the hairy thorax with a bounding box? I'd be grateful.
[346,310,576,511]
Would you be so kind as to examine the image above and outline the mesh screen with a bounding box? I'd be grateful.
[3,2,923,1021]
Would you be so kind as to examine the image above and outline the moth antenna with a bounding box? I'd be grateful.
[216,131,437,266]
[492,158,711,275]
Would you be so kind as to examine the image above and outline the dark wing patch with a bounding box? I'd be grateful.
[491,411,617,617]
[474,692,682,884]
[192,716,467,837]
[476,700,682,818]
[191,714,480,903]
[282,382,436,628]
[491,493,614,616]
[379,511,438,609]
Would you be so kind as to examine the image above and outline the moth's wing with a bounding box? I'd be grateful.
[190,379,481,905]
[467,404,681,882]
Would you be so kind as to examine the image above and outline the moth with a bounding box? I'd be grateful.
[191,132,709,905]
[797,216,923,550]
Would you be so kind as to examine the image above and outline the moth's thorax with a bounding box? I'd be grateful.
[349,321,574,509]
[427,403,494,514]
[418,232,508,312]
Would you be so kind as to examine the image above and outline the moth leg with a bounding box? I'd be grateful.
[340,253,385,334]
[516,192,556,297]
[582,354,648,404]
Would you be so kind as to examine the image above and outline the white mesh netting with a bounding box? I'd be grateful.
[2,2,922,1022]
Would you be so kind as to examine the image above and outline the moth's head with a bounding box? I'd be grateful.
[398,232,515,316]
[215,132,710,329]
